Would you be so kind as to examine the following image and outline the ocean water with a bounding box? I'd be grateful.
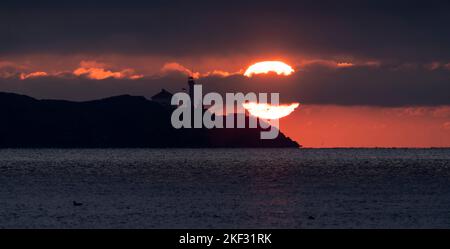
[0,148,450,228]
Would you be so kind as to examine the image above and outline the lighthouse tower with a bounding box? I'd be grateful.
[188,76,196,113]
[188,76,195,102]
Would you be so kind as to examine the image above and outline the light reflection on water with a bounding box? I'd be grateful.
[0,148,449,228]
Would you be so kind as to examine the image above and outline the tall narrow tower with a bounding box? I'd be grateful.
[187,76,199,127]
[188,76,196,112]
[188,76,195,101]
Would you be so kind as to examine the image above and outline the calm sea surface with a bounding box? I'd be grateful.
[1,148,450,228]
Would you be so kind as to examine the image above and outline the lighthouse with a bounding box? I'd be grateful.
[187,76,205,128]
[188,76,195,106]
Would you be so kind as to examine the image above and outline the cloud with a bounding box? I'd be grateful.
[1,0,450,63]
[200,64,450,106]
[298,60,372,69]
[161,62,238,79]
[1,60,450,106]
[0,60,144,80]
[161,62,200,78]
[0,61,18,68]
[203,70,238,78]
[337,62,354,68]
[1,0,450,106]
[73,61,143,80]
[0,61,26,78]
[425,62,441,71]
[19,71,48,80]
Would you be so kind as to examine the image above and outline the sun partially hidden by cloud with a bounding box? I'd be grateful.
[244,61,294,77]
[243,102,300,119]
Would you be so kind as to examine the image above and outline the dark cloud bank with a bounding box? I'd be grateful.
[1,0,450,62]
[1,64,449,107]
[1,0,450,106]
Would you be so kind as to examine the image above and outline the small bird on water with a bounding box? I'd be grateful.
[73,201,83,206]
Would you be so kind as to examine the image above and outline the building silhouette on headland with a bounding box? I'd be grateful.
[151,76,206,121]
[151,76,198,109]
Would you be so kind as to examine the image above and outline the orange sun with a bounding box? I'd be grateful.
[244,61,294,77]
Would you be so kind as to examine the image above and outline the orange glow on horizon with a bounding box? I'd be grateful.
[244,61,294,77]
[243,102,300,119]
[281,105,450,148]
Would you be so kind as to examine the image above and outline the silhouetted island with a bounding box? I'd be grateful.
[0,91,300,148]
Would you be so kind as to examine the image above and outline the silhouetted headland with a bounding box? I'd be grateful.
[0,92,300,148]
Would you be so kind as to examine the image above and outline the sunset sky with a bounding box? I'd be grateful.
[1,0,450,147]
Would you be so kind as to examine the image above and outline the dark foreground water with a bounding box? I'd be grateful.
[0,148,450,228]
